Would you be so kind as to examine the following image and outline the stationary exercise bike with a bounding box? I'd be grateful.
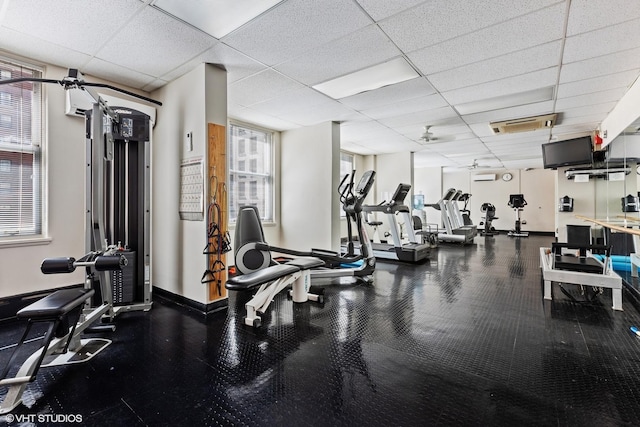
[507,194,528,237]
[479,203,498,236]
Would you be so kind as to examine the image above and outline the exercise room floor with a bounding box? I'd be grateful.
[3,234,640,426]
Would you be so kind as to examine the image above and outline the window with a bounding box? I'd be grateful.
[0,58,43,238]
[228,122,273,223]
[340,152,355,181]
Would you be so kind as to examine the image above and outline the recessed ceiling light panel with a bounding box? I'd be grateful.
[313,57,420,99]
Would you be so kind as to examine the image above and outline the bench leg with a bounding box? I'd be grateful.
[291,270,311,303]
[0,320,59,415]
[544,279,552,300]
[612,289,623,311]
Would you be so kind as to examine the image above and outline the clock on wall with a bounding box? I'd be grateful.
[502,173,513,182]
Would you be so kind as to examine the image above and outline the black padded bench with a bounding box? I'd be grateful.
[1,288,95,386]
[226,257,324,327]
[551,242,610,274]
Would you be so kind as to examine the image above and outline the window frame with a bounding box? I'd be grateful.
[0,56,46,245]
[227,121,275,224]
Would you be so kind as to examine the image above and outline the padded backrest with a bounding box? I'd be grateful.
[604,228,636,256]
[234,206,273,274]
[567,224,592,247]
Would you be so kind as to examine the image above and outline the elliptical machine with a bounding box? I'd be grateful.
[234,170,377,282]
[507,194,528,237]
[479,203,498,236]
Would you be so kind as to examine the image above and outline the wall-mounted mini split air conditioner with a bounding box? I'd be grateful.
[473,174,496,181]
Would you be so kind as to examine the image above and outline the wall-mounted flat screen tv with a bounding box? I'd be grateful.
[542,136,593,169]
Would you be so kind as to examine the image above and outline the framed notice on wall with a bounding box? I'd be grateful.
[179,157,204,221]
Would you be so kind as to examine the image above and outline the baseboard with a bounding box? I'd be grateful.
[152,286,228,316]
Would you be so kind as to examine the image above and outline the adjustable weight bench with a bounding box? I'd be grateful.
[226,257,324,327]
[0,254,125,414]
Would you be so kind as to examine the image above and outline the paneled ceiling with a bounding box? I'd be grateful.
[1,0,639,170]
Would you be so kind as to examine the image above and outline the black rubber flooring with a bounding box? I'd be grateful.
[3,234,640,426]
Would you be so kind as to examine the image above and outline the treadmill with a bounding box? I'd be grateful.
[362,183,431,262]
[427,188,477,244]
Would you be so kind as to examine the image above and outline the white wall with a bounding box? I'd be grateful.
[280,122,340,251]
[367,152,413,236]
[0,63,151,298]
[374,152,413,203]
[413,166,443,229]
[150,63,226,304]
[421,168,557,233]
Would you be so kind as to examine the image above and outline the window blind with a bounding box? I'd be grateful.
[0,59,43,238]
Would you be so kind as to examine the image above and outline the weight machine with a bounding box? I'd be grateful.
[0,69,161,412]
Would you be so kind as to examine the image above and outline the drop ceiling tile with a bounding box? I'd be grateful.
[222,0,372,66]
[341,121,398,142]
[355,0,427,21]
[428,41,562,92]
[229,106,300,131]
[407,2,566,75]
[483,132,550,145]
[0,27,92,71]
[414,151,456,168]
[274,25,400,86]
[556,70,640,98]
[560,47,640,84]
[380,0,561,54]
[567,0,640,36]
[228,69,306,107]
[277,101,360,126]
[561,103,615,119]
[443,68,558,105]
[555,88,627,110]
[462,101,554,125]
[563,18,640,64]
[468,122,498,138]
[359,93,449,120]
[162,43,267,84]
[378,107,460,128]
[339,78,436,110]
[82,58,158,89]
[95,6,216,77]
[341,141,378,155]
[250,87,335,115]
[555,115,603,127]
[2,0,144,54]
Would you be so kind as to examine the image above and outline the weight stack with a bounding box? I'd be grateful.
[110,251,136,305]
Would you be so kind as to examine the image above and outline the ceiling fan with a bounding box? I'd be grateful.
[418,125,455,144]
[466,159,492,170]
